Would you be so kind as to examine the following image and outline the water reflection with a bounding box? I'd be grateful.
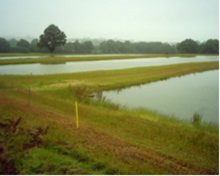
[0,55,218,75]
[0,56,47,60]
[102,70,219,125]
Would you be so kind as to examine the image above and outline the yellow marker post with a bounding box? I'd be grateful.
[75,100,79,128]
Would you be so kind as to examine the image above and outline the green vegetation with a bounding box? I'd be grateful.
[192,112,202,126]
[0,36,219,54]
[177,39,200,53]
[177,39,219,54]
[0,62,219,174]
[38,24,66,53]
[0,61,217,90]
[0,38,10,52]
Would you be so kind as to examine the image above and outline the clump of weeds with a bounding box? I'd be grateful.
[0,117,49,174]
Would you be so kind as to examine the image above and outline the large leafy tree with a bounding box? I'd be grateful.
[81,41,94,54]
[38,24,66,53]
[201,39,219,54]
[30,39,39,52]
[17,39,30,48]
[16,39,30,52]
[177,39,199,53]
[0,38,10,52]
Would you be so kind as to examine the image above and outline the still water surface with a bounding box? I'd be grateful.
[0,55,218,75]
[0,56,47,60]
[0,54,133,59]
[103,70,219,125]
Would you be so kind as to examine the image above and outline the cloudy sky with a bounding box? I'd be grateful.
[0,0,218,42]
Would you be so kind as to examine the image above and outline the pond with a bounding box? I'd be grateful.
[0,56,47,60]
[102,70,219,125]
[0,55,218,75]
[0,54,136,59]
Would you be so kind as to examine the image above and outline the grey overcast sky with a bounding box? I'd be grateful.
[0,0,218,42]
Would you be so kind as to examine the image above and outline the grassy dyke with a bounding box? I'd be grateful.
[0,61,218,91]
[0,61,219,174]
[0,84,218,174]
[0,53,217,65]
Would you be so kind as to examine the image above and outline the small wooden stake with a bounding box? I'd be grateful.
[75,101,79,128]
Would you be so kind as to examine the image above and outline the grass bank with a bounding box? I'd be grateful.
[0,53,217,65]
[0,61,218,174]
[0,61,217,91]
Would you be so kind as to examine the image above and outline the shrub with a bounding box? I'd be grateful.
[192,112,202,126]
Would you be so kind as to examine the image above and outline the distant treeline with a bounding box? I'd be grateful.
[0,37,218,54]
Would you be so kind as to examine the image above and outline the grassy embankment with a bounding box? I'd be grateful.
[0,53,217,65]
[0,61,219,174]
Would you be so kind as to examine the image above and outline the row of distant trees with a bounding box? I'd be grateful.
[0,37,218,54]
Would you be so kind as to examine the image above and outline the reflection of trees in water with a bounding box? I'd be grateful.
[92,87,125,102]
[93,88,123,102]
[116,88,123,94]
[96,90,105,101]
[92,90,106,102]
[96,91,102,100]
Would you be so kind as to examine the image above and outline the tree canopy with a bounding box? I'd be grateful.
[0,38,10,52]
[0,36,218,54]
[38,24,66,53]
[177,39,199,53]
[201,39,219,54]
